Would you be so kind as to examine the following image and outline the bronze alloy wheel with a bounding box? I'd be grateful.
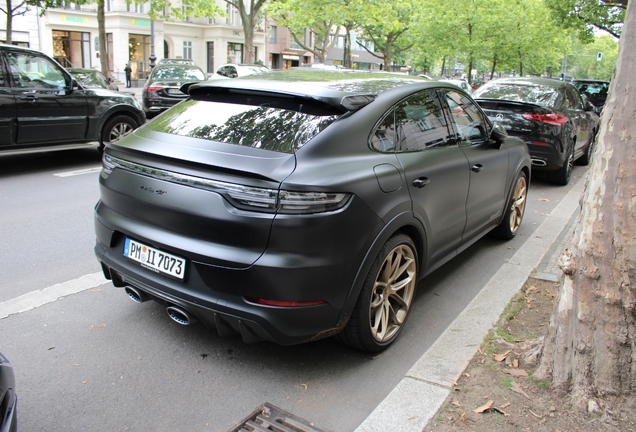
[369,241,417,343]
[508,174,527,235]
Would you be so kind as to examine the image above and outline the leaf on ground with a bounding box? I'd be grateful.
[452,401,462,408]
[511,380,531,399]
[504,368,528,377]
[464,373,470,378]
[474,400,494,413]
[537,198,550,202]
[513,359,519,368]
[500,402,511,409]
[494,349,512,362]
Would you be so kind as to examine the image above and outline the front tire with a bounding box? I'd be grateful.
[99,115,138,151]
[491,171,527,240]
[338,234,418,352]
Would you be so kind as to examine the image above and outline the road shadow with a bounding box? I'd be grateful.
[0,147,102,178]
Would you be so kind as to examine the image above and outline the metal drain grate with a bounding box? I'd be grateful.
[228,403,331,432]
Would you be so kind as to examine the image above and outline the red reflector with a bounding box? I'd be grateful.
[244,297,326,307]
[529,141,551,147]
[522,113,568,125]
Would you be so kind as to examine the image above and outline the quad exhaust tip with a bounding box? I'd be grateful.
[166,305,195,326]
[125,286,149,303]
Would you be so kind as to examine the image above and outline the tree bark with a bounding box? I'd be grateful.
[98,0,109,76]
[534,0,636,411]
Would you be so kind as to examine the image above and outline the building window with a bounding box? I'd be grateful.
[52,30,91,68]
[127,2,143,13]
[182,5,192,22]
[183,41,192,59]
[269,25,277,43]
[227,42,243,63]
[227,3,240,26]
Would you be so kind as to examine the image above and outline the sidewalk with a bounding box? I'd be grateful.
[354,176,586,432]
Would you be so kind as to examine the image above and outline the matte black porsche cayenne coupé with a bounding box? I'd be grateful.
[94,70,531,352]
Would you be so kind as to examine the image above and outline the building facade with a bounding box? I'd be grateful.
[2,1,266,85]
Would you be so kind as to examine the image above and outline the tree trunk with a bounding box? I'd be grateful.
[490,54,497,80]
[6,0,12,45]
[534,0,636,411]
[98,0,109,76]
[440,56,446,77]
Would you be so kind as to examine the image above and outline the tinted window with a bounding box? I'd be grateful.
[574,81,609,105]
[444,90,489,143]
[371,90,452,152]
[475,82,558,107]
[152,66,205,81]
[6,51,66,89]
[145,99,339,153]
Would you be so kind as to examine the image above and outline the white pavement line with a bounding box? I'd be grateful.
[0,272,107,319]
[54,166,102,177]
[355,177,587,432]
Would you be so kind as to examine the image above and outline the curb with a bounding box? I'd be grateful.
[354,176,586,432]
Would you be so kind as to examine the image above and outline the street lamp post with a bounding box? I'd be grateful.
[149,20,157,70]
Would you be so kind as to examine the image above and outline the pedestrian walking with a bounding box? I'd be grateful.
[124,63,132,88]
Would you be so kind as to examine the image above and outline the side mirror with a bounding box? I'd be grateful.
[490,122,508,146]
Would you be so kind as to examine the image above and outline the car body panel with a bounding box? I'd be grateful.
[0,352,17,432]
[142,64,206,118]
[95,70,531,346]
[68,67,119,91]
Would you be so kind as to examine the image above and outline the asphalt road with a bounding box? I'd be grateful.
[0,149,587,431]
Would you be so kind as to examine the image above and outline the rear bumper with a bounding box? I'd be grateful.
[94,197,383,345]
[525,140,564,170]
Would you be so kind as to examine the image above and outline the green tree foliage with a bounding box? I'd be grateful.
[545,0,626,40]
[411,0,571,79]
[565,34,619,79]
[357,0,414,69]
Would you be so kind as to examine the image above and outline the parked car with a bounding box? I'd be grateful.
[0,44,145,155]
[215,63,271,78]
[68,67,119,91]
[474,77,599,185]
[573,79,609,114]
[440,78,474,95]
[157,58,197,66]
[0,352,17,432]
[94,70,531,352]
[141,63,206,118]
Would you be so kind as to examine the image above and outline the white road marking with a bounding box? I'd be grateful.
[0,272,107,319]
[54,167,102,177]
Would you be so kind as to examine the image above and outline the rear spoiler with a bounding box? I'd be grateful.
[182,81,376,115]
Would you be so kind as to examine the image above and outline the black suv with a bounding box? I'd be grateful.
[0,44,145,155]
[573,79,609,114]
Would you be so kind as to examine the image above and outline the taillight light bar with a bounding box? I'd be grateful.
[522,113,569,125]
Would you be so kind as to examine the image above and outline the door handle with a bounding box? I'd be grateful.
[412,177,430,188]
[471,164,483,173]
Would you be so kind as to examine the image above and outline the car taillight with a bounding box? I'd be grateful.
[101,154,351,214]
[522,113,568,125]
[145,85,165,93]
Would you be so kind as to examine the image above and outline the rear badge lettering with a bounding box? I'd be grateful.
[140,186,167,195]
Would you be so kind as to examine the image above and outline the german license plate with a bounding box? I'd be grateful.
[167,88,183,95]
[123,238,185,279]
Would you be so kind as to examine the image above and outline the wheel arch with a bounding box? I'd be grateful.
[337,212,428,327]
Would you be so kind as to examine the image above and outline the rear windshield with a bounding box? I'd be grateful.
[475,83,558,107]
[152,67,205,81]
[145,100,340,153]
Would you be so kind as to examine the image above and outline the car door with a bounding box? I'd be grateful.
[0,51,16,146]
[6,48,88,145]
[378,89,470,265]
[443,89,510,246]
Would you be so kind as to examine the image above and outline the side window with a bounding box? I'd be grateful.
[445,90,489,144]
[6,51,66,90]
[371,90,452,152]
[567,87,583,109]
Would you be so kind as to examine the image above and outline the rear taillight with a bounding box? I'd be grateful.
[102,154,351,214]
[522,113,568,125]
[145,85,165,93]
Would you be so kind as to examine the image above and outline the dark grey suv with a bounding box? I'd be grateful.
[0,44,145,155]
[95,70,531,352]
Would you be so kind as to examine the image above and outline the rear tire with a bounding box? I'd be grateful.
[491,171,527,240]
[99,115,138,152]
[576,130,596,166]
[338,234,418,352]
[547,141,573,185]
